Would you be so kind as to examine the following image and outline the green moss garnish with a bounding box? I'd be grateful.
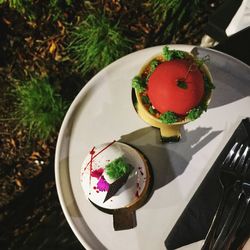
[132,76,146,93]
[160,111,178,124]
[204,75,215,91]
[105,157,131,180]
[187,106,204,120]
[172,50,186,60]
[146,59,159,82]
[141,95,150,105]
[163,46,186,61]
[150,59,159,71]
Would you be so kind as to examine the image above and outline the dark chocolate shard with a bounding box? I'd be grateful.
[104,172,130,203]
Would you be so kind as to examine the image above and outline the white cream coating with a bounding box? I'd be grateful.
[80,142,148,210]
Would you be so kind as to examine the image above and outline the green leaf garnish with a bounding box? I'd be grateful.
[177,80,188,89]
[187,106,203,120]
[160,111,178,124]
[163,46,186,61]
[132,76,146,93]
[105,157,132,180]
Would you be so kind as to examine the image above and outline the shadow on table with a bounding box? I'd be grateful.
[119,125,222,193]
[192,47,250,109]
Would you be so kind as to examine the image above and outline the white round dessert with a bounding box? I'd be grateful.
[80,141,150,210]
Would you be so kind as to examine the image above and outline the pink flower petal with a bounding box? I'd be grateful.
[97,176,109,192]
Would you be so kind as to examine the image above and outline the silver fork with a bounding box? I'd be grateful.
[212,154,250,249]
[202,142,250,249]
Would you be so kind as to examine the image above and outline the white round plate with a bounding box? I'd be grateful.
[55,45,250,250]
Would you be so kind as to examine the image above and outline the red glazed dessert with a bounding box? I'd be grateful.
[147,59,205,116]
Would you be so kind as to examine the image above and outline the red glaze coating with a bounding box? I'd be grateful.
[147,59,205,115]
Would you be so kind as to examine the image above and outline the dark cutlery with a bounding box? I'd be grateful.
[202,142,250,249]
[212,155,250,249]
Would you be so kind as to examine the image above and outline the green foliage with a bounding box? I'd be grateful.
[12,77,68,140]
[187,106,203,120]
[47,0,74,21]
[0,0,74,20]
[132,76,146,93]
[105,157,131,180]
[149,0,203,43]
[0,0,35,19]
[68,13,133,75]
[149,0,182,22]
[160,111,178,124]
[150,0,202,22]
[163,46,186,61]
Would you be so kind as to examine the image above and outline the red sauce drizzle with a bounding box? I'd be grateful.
[83,140,116,195]
[84,140,116,171]
[84,146,95,171]
[88,147,95,194]
[91,168,104,179]
[90,140,116,162]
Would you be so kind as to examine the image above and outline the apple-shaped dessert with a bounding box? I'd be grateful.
[132,46,214,142]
